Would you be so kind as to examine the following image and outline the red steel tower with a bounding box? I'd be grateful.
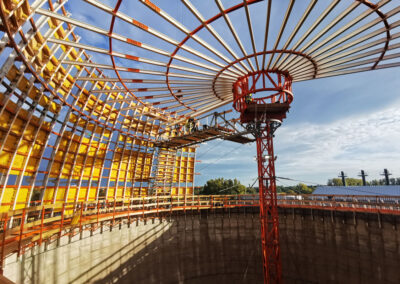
[233,70,293,283]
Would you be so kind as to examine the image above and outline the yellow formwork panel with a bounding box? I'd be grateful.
[0,110,11,130]
[0,151,12,171]
[88,188,97,201]
[66,187,77,202]
[115,187,123,199]
[109,170,119,181]
[15,187,29,210]
[0,187,15,212]
[42,188,55,204]
[124,188,132,201]
[92,167,101,179]
[78,188,87,202]
[171,188,178,195]
[25,156,40,174]
[106,188,115,200]
[11,154,26,175]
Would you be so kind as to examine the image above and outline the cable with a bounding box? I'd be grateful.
[219,177,258,192]
[198,143,245,171]
[249,177,259,188]
[276,176,321,185]
[276,178,304,194]
[196,138,226,159]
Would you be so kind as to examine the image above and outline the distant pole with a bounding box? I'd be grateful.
[339,171,347,186]
[381,169,392,186]
[358,170,368,186]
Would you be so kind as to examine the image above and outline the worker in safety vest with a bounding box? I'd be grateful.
[245,93,253,104]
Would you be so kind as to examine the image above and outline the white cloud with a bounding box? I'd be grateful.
[275,104,400,183]
[197,103,400,186]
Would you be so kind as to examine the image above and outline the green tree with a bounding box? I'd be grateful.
[327,178,344,186]
[277,183,314,194]
[294,183,313,194]
[245,186,257,194]
[199,178,247,195]
[327,178,362,186]
[346,178,363,186]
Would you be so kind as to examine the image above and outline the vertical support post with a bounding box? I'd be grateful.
[17,209,26,257]
[127,199,131,228]
[97,200,100,226]
[59,203,65,241]
[183,194,186,213]
[39,206,45,246]
[56,203,65,246]
[111,200,116,231]
[170,196,173,215]
[0,213,8,275]
[156,196,159,217]
[79,202,83,239]
[255,122,282,284]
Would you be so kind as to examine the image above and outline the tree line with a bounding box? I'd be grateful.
[196,178,314,195]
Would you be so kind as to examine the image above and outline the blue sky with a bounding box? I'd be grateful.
[196,69,400,186]
[61,0,400,186]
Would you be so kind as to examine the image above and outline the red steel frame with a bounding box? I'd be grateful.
[233,70,293,283]
[256,123,282,283]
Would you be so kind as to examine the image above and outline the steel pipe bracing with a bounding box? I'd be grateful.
[1,0,400,282]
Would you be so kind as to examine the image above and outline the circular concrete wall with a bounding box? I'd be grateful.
[5,208,400,283]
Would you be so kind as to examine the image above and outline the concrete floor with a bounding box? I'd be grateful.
[4,207,400,284]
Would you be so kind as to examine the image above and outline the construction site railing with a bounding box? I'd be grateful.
[278,194,400,213]
[0,194,399,272]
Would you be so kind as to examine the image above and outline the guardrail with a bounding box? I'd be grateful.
[278,194,400,214]
[0,194,399,273]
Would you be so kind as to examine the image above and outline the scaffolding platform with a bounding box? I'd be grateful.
[156,111,255,149]
[245,102,290,114]
[156,126,253,149]
[242,102,291,123]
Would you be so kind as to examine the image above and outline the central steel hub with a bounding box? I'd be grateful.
[232,70,293,124]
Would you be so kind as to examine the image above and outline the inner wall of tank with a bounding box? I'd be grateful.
[4,208,400,284]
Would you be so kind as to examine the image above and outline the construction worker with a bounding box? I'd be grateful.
[195,119,201,131]
[245,93,253,104]
[186,118,194,133]
[175,124,182,136]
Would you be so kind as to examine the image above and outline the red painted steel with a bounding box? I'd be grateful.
[256,123,282,283]
[232,70,293,123]
[233,70,294,283]
[0,214,8,274]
